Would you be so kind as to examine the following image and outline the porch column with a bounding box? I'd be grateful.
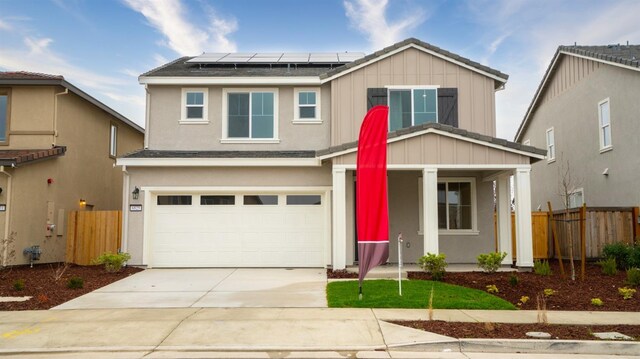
[332,168,347,269]
[514,168,534,268]
[422,167,439,254]
[496,175,513,265]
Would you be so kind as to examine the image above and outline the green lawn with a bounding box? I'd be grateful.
[327,279,515,310]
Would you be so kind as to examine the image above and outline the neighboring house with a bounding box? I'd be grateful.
[0,72,144,266]
[514,44,640,211]
[118,38,545,270]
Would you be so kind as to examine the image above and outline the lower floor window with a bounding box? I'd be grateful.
[437,181,472,230]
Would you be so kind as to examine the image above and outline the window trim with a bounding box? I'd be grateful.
[546,127,555,163]
[418,176,478,236]
[293,87,321,124]
[386,85,439,131]
[567,187,585,208]
[598,98,612,153]
[109,122,118,158]
[0,88,11,146]
[180,88,209,124]
[221,88,279,142]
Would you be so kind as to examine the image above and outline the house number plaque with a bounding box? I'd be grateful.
[129,205,143,212]
[0,204,5,212]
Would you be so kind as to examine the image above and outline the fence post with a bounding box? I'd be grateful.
[633,207,639,246]
[548,201,565,277]
[580,203,586,280]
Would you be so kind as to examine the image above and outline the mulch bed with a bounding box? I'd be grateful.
[0,263,142,310]
[391,320,640,340]
[329,261,640,311]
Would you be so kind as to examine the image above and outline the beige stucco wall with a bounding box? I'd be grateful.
[520,58,640,210]
[0,86,143,265]
[146,84,331,151]
[125,165,333,265]
[3,86,55,148]
[334,133,530,165]
[330,48,497,146]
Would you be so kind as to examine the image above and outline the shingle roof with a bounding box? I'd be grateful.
[0,146,66,167]
[514,43,640,142]
[0,71,143,134]
[123,149,317,159]
[316,122,546,158]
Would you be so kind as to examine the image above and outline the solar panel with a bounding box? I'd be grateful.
[338,53,365,62]
[187,52,366,64]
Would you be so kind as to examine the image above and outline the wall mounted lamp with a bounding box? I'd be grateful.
[79,199,86,207]
[132,186,140,200]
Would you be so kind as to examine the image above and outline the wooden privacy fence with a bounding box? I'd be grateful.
[65,210,122,265]
[494,212,549,260]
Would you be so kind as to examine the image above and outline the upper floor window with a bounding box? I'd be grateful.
[546,127,555,163]
[293,88,321,123]
[181,88,208,123]
[222,88,279,142]
[109,124,117,158]
[388,87,438,132]
[0,89,9,144]
[598,98,612,152]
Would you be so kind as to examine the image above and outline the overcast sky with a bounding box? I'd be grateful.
[1,0,638,139]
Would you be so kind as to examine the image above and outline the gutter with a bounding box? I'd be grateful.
[53,88,69,146]
[0,165,13,267]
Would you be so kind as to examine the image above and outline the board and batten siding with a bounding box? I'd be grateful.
[333,133,530,165]
[538,54,602,108]
[330,48,497,146]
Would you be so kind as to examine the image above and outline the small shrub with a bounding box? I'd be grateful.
[591,298,603,306]
[618,287,636,300]
[630,246,640,269]
[477,252,507,273]
[418,253,447,281]
[627,268,640,287]
[603,243,631,269]
[543,288,555,297]
[13,279,25,291]
[519,295,530,304]
[509,273,519,287]
[36,294,49,304]
[597,257,617,276]
[67,276,84,289]
[486,284,499,293]
[92,252,131,273]
[533,260,552,276]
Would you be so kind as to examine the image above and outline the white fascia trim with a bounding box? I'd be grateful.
[139,76,322,85]
[563,51,640,73]
[317,128,545,161]
[333,164,532,170]
[142,186,332,193]
[320,43,508,85]
[116,157,321,167]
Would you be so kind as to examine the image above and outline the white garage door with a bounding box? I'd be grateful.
[150,193,326,267]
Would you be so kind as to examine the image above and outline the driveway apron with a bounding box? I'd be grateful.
[53,268,327,309]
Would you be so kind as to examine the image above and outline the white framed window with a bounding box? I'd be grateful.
[387,86,438,132]
[293,88,321,123]
[181,88,208,123]
[419,177,478,235]
[598,98,612,152]
[546,127,555,163]
[221,88,279,143]
[109,123,117,158]
[568,188,584,208]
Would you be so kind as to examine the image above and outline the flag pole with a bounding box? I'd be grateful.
[398,233,403,296]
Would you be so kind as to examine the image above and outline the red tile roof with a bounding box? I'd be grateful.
[0,146,67,167]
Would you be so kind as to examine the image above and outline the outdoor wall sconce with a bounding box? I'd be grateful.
[132,186,140,200]
[79,199,86,207]
[0,187,3,195]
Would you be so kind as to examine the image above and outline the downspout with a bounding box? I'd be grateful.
[53,88,69,146]
[144,84,150,149]
[0,165,13,267]
[122,165,130,253]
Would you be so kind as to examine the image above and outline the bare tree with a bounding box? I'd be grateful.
[558,158,582,281]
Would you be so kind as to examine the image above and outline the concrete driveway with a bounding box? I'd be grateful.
[53,268,327,309]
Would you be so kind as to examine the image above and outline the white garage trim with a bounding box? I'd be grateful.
[142,186,331,268]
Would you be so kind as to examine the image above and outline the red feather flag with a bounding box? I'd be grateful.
[356,105,389,296]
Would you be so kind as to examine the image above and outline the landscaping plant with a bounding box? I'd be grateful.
[518,296,530,305]
[603,243,632,270]
[533,259,552,276]
[596,257,617,276]
[627,268,640,287]
[508,273,519,286]
[618,287,636,300]
[67,276,84,289]
[485,284,499,294]
[543,288,556,297]
[93,252,131,273]
[476,252,507,273]
[418,253,447,281]
[591,298,603,306]
[13,279,25,291]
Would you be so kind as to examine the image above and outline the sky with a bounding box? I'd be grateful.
[0,0,638,139]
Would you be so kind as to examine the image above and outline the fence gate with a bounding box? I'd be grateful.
[65,210,122,265]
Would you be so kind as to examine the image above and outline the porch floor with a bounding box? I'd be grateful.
[345,263,516,279]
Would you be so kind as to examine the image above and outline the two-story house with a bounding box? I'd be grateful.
[515,44,640,211]
[118,38,545,270]
[0,71,144,266]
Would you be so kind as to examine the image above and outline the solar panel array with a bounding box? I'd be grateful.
[187,52,365,64]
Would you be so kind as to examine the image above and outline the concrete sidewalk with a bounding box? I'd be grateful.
[1,308,639,357]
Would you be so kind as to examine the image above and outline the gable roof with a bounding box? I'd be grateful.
[0,71,144,134]
[139,38,508,88]
[317,122,546,161]
[514,44,640,142]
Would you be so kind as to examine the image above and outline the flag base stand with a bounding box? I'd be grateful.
[359,286,363,300]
